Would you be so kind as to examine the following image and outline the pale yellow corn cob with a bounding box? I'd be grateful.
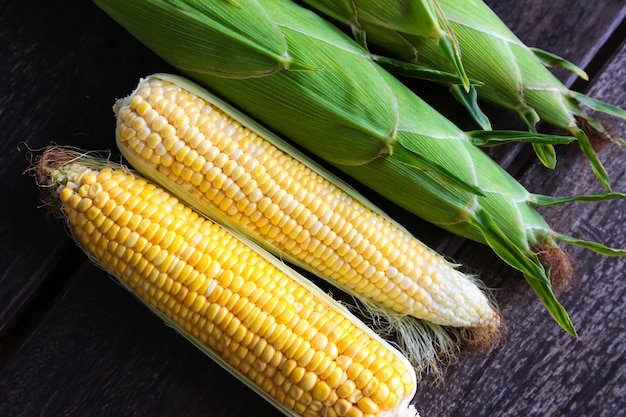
[36,147,420,417]
[114,75,500,338]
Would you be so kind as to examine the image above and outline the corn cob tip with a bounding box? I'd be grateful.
[461,318,503,354]
[34,145,71,187]
[33,146,107,216]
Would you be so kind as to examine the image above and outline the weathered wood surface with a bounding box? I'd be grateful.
[0,0,625,416]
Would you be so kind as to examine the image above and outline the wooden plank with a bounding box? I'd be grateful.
[0,0,169,339]
[413,39,626,417]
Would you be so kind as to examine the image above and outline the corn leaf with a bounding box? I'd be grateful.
[468,130,574,147]
[450,85,492,130]
[532,192,626,206]
[555,233,626,257]
[374,54,469,86]
[531,47,588,81]
[571,128,612,191]
[532,143,557,170]
[390,142,485,195]
[569,90,626,121]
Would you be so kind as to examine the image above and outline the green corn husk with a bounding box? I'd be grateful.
[304,0,626,190]
[94,0,626,337]
[298,0,470,90]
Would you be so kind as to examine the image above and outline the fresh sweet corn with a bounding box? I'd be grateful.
[114,74,501,371]
[305,0,626,188]
[94,0,626,337]
[36,146,420,417]
[115,74,499,328]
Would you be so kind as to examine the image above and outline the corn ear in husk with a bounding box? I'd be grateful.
[94,0,626,337]
[309,0,626,190]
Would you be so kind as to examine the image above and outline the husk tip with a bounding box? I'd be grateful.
[535,241,573,293]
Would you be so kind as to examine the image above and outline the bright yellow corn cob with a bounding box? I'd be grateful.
[113,74,500,363]
[36,146,420,417]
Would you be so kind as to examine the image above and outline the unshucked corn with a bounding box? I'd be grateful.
[94,0,626,337]
[303,0,626,188]
[114,74,501,371]
[35,146,420,417]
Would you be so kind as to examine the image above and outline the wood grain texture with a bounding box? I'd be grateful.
[0,0,625,416]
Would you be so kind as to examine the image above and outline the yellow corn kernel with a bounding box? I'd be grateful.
[115,75,499,335]
[39,148,419,417]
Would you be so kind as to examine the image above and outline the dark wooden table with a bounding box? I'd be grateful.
[1,1,625,416]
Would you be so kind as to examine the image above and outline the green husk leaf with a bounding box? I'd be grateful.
[437,29,469,91]
[569,90,626,120]
[515,107,560,169]
[94,0,308,77]
[352,26,368,49]
[373,54,470,85]
[532,143,557,170]
[530,47,588,80]
[467,130,574,147]
[451,85,492,130]
[473,209,577,337]
[429,0,469,91]
[554,233,626,256]
[571,127,612,191]
[532,192,626,206]
[390,142,485,196]
[519,107,541,130]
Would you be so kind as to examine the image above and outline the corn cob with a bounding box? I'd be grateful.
[113,73,501,371]
[93,0,626,337]
[303,0,626,189]
[35,146,420,417]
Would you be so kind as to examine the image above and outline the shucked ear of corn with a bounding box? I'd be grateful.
[303,0,626,189]
[113,73,501,373]
[35,146,421,417]
[93,0,626,336]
